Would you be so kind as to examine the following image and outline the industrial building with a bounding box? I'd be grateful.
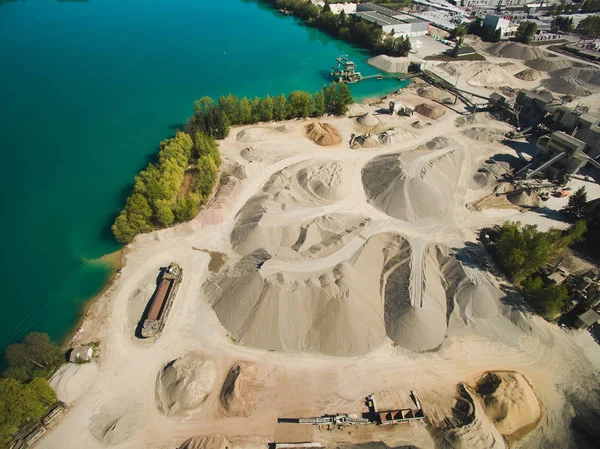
[354,3,429,37]
[535,132,589,178]
[483,14,513,38]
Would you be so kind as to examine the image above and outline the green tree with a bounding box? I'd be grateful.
[197,156,219,197]
[155,199,174,227]
[272,94,288,121]
[239,97,252,124]
[515,21,538,43]
[0,377,57,446]
[577,15,600,37]
[313,90,325,117]
[522,275,569,318]
[4,333,64,381]
[173,193,201,222]
[287,90,315,118]
[562,186,589,218]
[259,95,275,122]
[218,94,241,124]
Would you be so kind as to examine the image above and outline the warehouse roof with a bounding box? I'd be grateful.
[355,11,404,27]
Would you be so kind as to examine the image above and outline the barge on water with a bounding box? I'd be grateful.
[141,262,182,338]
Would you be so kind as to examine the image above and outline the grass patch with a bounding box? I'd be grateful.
[526,38,568,46]
[177,167,200,199]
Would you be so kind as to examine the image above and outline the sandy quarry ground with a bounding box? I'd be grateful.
[44,45,600,449]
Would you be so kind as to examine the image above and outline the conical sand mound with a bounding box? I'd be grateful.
[357,112,380,126]
[486,42,546,60]
[525,57,573,72]
[514,69,540,81]
[367,54,410,73]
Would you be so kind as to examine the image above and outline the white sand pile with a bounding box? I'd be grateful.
[219,363,257,417]
[455,284,500,320]
[415,102,446,120]
[305,122,342,146]
[231,210,368,258]
[486,42,546,60]
[462,127,504,143]
[514,68,540,81]
[471,161,509,189]
[455,114,481,127]
[357,112,380,126]
[179,436,232,449]
[257,160,351,207]
[442,386,507,449]
[362,143,464,222]
[554,66,600,87]
[350,130,408,149]
[179,436,263,449]
[467,66,517,88]
[367,55,410,73]
[507,189,540,207]
[417,86,446,101]
[411,120,430,129]
[236,128,271,143]
[544,76,593,96]
[475,372,541,436]
[205,234,407,356]
[89,397,145,445]
[384,245,452,352]
[276,124,293,133]
[525,57,573,72]
[50,362,99,404]
[155,353,217,417]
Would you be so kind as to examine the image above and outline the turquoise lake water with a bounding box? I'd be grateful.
[0,0,407,353]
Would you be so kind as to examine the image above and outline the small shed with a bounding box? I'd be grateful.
[69,345,93,363]
[548,268,569,286]
[575,309,600,329]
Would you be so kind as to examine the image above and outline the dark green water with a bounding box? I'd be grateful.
[0,0,407,352]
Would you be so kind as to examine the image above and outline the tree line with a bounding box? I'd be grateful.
[113,82,353,244]
[112,131,221,244]
[1,333,62,446]
[267,0,412,57]
[492,220,586,318]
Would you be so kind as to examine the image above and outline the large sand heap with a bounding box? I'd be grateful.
[155,353,217,416]
[507,189,540,207]
[417,86,446,101]
[467,66,517,88]
[204,235,395,355]
[179,436,232,449]
[237,128,271,143]
[305,122,342,146]
[415,102,446,120]
[455,284,500,320]
[89,397,145,445]
[544,77,592,96]
[50,362,99,405]
[231,209,368,258]
[384,245,454,352]
[475,372,541,436]
[219,363,257,417]
[554,66,600,87]
[514,68,540,81]
[179,436,262,449]
[462,127,504,143]
[357,112,380,126]
[440,385,507,449]
[207,232,485,354]
[362,141,464,222]
[485,42,546,60]
[260,160,352,207]
[525,57,573,72]
[367,55,410,73]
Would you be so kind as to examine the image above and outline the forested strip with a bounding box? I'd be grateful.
[1,333,63,446]
[112,83,353,244]
[264,0,412,57]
